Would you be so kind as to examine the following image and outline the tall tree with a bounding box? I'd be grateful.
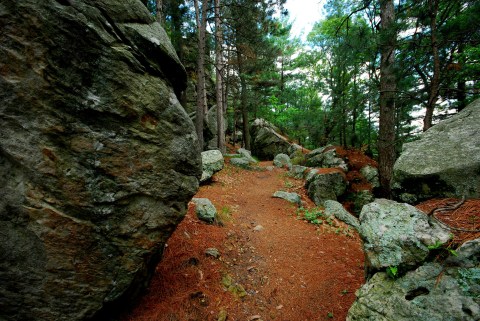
[215,0,226,153]
[193,0,208,149]
[378,0,397,197]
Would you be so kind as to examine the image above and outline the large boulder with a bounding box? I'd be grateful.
[200,150,224,183]
[0,1,201,320]
[392,99,480,202]
[347,261,480,321]
[250,118,292,160]
[305,169,347,205]
[359,199,451,275]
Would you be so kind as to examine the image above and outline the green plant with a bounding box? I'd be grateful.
[386,266,399,279]
[341,289,349,295]
[284,180,294,189]
[297,207,325,225]
[327,312,334,318]
[428,241,458,257]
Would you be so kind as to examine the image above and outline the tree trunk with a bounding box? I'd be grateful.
[378,0,397,198]
[194,0,208,150]
[155,0,165,26]
[237,52,250,150]
[215,0,226,154]
[423,0,440,131]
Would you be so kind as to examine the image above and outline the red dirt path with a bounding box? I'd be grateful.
[122,161,365,321]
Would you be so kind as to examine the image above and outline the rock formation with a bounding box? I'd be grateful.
[348,244,480,320]
[250,119,292,160]
[392,98,480,203]
[347,200,479,320]
[0,1,201,320]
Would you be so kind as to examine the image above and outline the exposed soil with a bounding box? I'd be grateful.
[120,144,480,321]
[122,160,365,321]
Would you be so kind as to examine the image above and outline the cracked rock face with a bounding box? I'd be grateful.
[0,1,201,320]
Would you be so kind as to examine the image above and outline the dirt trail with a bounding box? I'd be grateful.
[123,161,365,321]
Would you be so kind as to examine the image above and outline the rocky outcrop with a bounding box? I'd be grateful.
[392,98,480,202]
[359,199,451,275]
[200,150,224,183]
[349,202,479,320]
[250,119,292,160]
[0,1,201,320]
[305,146,348,171]
[347,255,480,320]
[306,169,347,205]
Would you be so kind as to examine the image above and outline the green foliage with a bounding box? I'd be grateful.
[297,207,325,225]
[386,266,399,279]
[327,312,334,319]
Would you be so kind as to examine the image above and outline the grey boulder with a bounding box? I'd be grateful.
[392,98,480,202]
[250,118,292,160]
[273,153,292,169]
[200,150,225,183]
[191,198,217,223]
[323,200,360,230]
[305,147,348,171]
[272,191,302,205]
[359,199,451,274]
[0,1,201,320]
[306,170,347,205]
[347,262,480,321]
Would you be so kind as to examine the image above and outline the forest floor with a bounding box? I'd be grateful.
[121,159,365,321]
[121,147,480,321]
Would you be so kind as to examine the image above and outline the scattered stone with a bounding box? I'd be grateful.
[305,147,348,171]
[323,200,360,230]
[347,262,480,321]
[273,153,292,169]
[248,315,262,321]
[222,274,247,298]
[272,191,301,205]
[266,166,275,171]
[306,170,347,205]
[288,165,308,179]
[358,199,451,274]
[237,148,258,163]
[359,165,380,189]
[205,248,221,259]
[392,98,480,201]
[192,198,217,224]
[200,150,224,183]
[230,157,254,169]
[253,225,265,232]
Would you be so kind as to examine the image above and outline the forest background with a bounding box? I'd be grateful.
[141,0,479,195]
